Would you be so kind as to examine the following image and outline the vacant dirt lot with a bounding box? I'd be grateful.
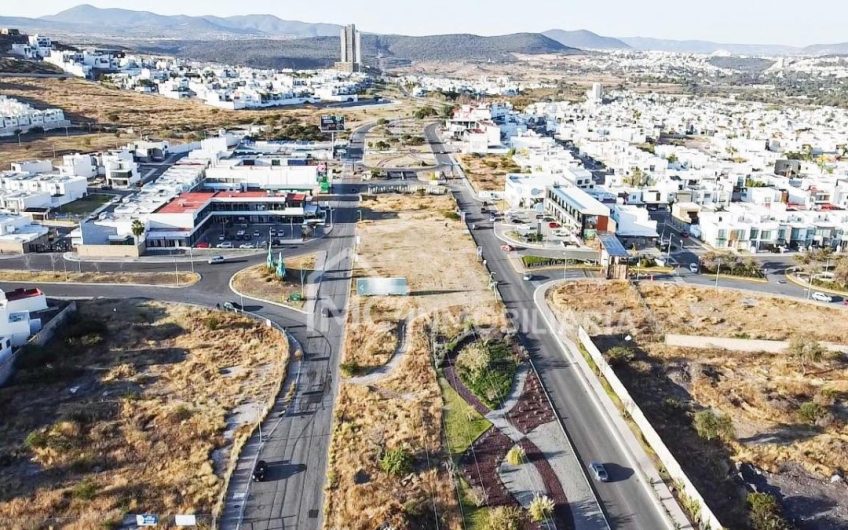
[324,193,506,529]
[0,299,288,529]
[549,281,848,529]
[0,76,407,169]
[458,153,519,193]
[364,120,437,169]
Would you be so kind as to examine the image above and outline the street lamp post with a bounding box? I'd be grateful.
[715,258,721,289]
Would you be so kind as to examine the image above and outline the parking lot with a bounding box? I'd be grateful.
[195,220,317,250]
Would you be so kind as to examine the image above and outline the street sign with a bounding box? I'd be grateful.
[320,115,346,132]
[136,514,159,526]
[175,514,197,526]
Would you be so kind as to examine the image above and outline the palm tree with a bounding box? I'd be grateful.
[131,219,145,244]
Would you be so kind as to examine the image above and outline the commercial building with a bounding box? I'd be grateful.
[336,24,362,73]
[545,185,612,241]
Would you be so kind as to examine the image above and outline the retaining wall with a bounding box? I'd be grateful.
[578,326,724,530]
[0,301,77,386]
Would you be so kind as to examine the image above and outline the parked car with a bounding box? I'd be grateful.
[195,241,210,249]
[239,243,255,249]
[681,231,690,239]
[218,234,226,241]
[208,256,226,265]
[688,263,699,273]
[253,230,261,238]
[590,461,609,482]
[252,460,267,482]
[511,218,524,224]
[548,222,561,229]
[812,291,833,303]
[216,241,234,249]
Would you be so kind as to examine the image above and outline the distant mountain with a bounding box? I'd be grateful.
[801,42,848,55]
[133,33,579,69]
[543,29,629,50]
[0,4,340,39]
[619,37,799,56]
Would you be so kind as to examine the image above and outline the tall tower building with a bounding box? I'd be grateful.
[337,24,362,72]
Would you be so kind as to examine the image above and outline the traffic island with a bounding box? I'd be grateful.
[0,268,200,287]
[229,253,319,311]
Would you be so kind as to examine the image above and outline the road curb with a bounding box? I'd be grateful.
[0,275,201,289]
[534,280,689,530]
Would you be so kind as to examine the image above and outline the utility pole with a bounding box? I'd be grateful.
[174,253,180,285]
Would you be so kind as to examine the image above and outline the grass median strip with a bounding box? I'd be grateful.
[0,269,200,286]
[439,377,492,455]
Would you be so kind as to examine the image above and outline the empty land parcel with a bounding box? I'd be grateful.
[0,299,288,529]
[0,76,404,170]
[548,281,848,529]
[323,193,507,529]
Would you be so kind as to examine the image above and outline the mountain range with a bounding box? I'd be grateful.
[1,4,846,57]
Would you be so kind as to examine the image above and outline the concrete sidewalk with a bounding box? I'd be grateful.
[534,281,693,530]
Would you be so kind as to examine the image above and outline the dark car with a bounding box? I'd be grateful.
[252,460,267,482]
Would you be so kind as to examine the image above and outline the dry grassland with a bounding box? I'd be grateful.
[0,269,199,287]
[0,76,407,169]
[549,281,848,527]
[0,299,288,529]
[458,153,517,193]
[364,121,437,169]
[231,253,317,309]
[324,194,507,529]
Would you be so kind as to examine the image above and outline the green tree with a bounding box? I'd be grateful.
[693,409,734,441]
[131,219,145,243]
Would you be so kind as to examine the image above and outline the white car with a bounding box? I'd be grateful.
[207,256,226,265]
[522,273,533,281]
[216,241,233,249]
[239,242,255,249]
[689,263,700,273]
[812,291,833,303]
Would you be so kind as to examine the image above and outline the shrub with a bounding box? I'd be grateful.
[455,340,517,409]
[693,409,735,441]
[528,494,555,522]
[483,506,522,530]
[204,316,222,330]
[606,346,635,366]
[747,492,792,530]
[72,478,99,501]
[505,445,525,466]
[797,401,824,424]
[24,430,48,449]
[340,361,362,377]
[379,447,412,476]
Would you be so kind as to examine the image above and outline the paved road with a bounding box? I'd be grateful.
[425,123,672,530]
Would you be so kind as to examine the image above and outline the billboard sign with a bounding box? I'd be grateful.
[320,115,346,132]
[356,277,409,296]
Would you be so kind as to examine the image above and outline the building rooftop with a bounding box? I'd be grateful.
[4,287,44,302]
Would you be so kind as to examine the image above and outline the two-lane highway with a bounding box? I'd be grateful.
[425,123,674,529]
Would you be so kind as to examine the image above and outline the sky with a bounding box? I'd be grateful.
[5,0,846,46]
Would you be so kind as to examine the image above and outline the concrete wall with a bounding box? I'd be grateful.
[76,242,142,258]
[665,334,848,354]
[0,301,77,386]
[578,326,724,530]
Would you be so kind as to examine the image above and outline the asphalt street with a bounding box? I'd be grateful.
[425,123,673,529]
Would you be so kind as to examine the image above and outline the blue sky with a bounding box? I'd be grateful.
[6,0,845,46]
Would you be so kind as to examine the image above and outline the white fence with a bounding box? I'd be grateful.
[578,326,725,530]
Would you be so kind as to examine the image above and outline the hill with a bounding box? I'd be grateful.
[543,29,629,50]
[131,33,577,69]
[0,4,340,39]
[620,36,799,56]
[802,42,848,55]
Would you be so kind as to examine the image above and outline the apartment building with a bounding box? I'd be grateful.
[544,185,612,242]
[0,96,69,137]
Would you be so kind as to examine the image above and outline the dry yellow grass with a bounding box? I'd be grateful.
[364,120,437,169]
[230,253,317,309]
[324,193,507,529]
[458,154,515,193]
[0,299,288,529]
[0,269,199,286]
[0,76,410,169]
[549,281,848,493]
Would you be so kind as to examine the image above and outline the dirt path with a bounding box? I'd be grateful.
[346,318,410,385]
